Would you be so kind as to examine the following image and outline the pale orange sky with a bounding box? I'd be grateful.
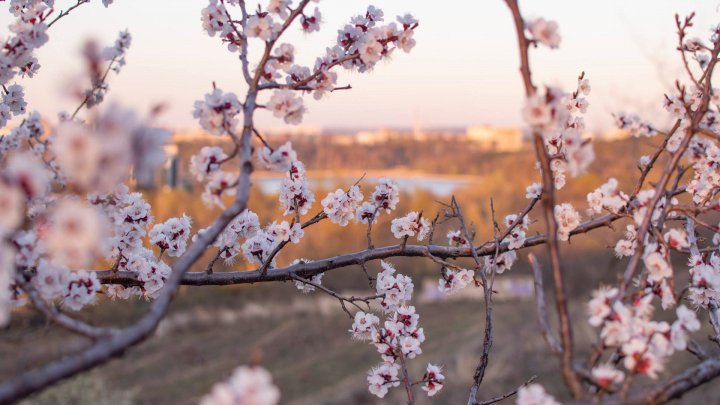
[4,0,720,132]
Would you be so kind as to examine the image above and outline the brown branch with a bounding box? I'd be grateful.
[456,197,494,405]
[71,56,118,120]
[624,356,720,405]
[47,0,90,28]
[474,375,537,405]
[15,275,114,340]
[398,349,415,405]
[503,0,583,398]
[289,274,379,318]
[98,210,626,288]
[528,253,563,355]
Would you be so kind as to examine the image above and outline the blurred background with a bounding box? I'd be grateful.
[3,1,720,404]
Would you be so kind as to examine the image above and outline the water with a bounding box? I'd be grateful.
[253,174,471,197]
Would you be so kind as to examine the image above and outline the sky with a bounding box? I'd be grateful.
[3,0,720,132]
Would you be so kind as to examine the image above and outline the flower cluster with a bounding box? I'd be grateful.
[193,88,242,136]
[687,253,720,309]
[279,160,315,217]
[503,213,530,249]
[0,83,26,128]
[190,146,227,181]
[349,260,444,399]
[53,105,169,193]
[200,365,280,405]
[390,211,430,241]
[614,225,638,258]
[483,251,518,275]
[109,248,172,299]
[149,215,192,257]
[554,203,581,241]
[587,178,628,214]
[241,220,303,267]
[257,141,296,172]
[437,267,475,295]
[267,90,305,125]
[686,136,720,204]
[614,113,656,138]
[194,209,260,264]
[522,76,594,189]
[321,185,363,226]
[588,286,701,379]
[526,18,560,48]
[198,1,419,125]
[516,383,559,405]
[356,177,400,224]
[102,30,131,65]
[1,0,57,85]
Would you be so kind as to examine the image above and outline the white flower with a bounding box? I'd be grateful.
[356,201,379,224]
[257,142,297,172]
[526,182,542,199]
[421,364,444,397]
[200,365,280,405]
[202,171,238,208]
[193,89,242,135]
[246,14,278,41]
[438,269,475,295]
[371,178,400,213]
[663,229,689,251]
[350,311,380,340]
[279,162,314,216]
[484,251,517,274]
[102,30,131,61]
[527,18,561,48]
[34,260,70,301]
[621,338,664,378]
[376,261,413,312]
[670,305,700,350]
[53,121,102,188]
[446,230,468,247]
[587,178,627,214]
[149,215,192,257]
[3,83,26,115]
[523,95,553,128]
[322,186,363,226]
[367,362,400,398]
[201,0,229,37]
[5,152,50,199]
[614,239,635,258]
[268,0,292,19]
[390,212,430,241]
[0,182,24,235]
[591,364,624,389]
[588,286,618,327]
[359,35,384,65]
[268,90,305,125]
[554,203,580,241]
[643,251,671,282]
[45,199,105,269]
[63,270,100,311]
[294,273,323,293]
[190,146,228,181]
[516,384,560,405]
[300,8,321,33]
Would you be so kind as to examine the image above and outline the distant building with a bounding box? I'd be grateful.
[264,125,323,137]
[600,128,631,141]
[355,128,394,144]
[466,126,525,152]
